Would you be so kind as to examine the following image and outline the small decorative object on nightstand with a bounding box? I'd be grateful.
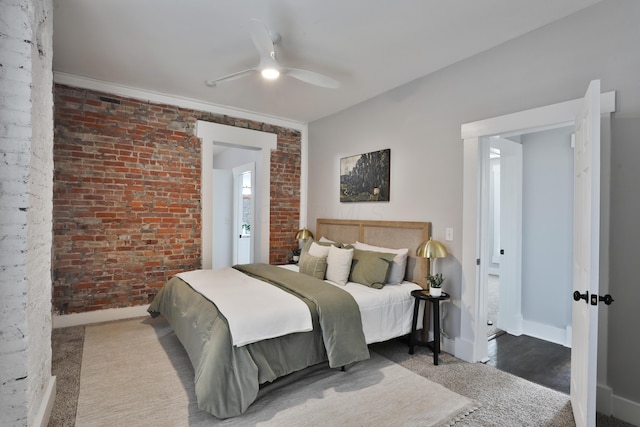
[427,273,444,297]
[409,289,450,365]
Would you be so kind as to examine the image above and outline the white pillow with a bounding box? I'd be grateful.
[325,245,354,286]
[353,241,409,285]
[319,236,336,244]
[308,241,331,258]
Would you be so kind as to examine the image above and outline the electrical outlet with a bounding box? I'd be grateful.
[445,227,454,241]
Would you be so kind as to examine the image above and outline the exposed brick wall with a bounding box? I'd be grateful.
[53,85,301,313]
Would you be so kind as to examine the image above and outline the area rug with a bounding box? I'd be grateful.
[75,316,478,426]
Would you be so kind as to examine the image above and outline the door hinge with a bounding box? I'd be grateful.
[476,258,480,266]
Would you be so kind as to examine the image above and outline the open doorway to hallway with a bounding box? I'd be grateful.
[483,126,574,395]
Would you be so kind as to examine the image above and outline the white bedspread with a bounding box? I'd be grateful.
[176,269,312,347]
[279,265,422,344]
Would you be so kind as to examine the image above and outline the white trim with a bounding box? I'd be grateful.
[453,336,475,362]
[299,125,310,229]
[461,91,615,139]
[611,393,640,426]
[53,72,306,132]
[598,383,613,416]
[52,305,150,328]
[33,376,56,427]
[522,319,571,347]
[459,136,481,362]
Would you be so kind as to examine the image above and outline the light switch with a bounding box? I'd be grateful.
[445,227,454,241]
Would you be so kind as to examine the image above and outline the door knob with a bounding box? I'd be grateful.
[599,294,615,305]
[573,290,588,303]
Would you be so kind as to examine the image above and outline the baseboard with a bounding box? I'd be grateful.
[453,336,475,362]
[53,304,150,328]
[597,383,613,415]
[34,376,56,427]
[611,392,640,426]
[521,319,570,347]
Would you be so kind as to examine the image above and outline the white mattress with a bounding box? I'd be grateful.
[279,264,423,344]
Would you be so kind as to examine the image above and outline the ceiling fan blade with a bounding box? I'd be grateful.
[284,68,340,89]
[248,19,276,60]
[205,69,257,87]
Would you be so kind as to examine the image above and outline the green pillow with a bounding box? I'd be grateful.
[299,253,328,280]
[349,249,396,289]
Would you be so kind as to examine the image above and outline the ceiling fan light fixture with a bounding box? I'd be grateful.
[261,68,280,80]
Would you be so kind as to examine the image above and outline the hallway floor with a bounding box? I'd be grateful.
[487,333,571,394]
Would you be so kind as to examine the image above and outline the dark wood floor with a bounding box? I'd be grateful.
[487,332,571,394]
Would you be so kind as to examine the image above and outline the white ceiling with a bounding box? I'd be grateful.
[52,0,602,123]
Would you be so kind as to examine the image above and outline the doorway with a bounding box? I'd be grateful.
[211,146,259,269]
[484,127,575,347]
[459,89,614,363]
[197,121,277,270]
[460,86,615,425]
[233,162,255,265]
[484,127,574,395]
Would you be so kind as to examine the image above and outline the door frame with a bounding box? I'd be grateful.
[197,121,277,269]
[458,91,615,363]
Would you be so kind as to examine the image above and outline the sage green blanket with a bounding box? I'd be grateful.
[148,264,369,419]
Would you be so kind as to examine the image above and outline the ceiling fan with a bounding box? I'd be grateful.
[205,19,340,89]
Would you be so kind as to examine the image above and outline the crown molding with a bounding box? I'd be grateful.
[53,72,306,131]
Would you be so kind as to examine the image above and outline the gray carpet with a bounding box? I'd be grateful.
[74,317,477,426]
[50,317,633,427]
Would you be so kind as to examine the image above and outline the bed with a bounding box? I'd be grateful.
[148,219,431,419]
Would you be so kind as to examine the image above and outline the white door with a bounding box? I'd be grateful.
[233,162,255,265]
[570,80,601,427]
[493,137,523,334]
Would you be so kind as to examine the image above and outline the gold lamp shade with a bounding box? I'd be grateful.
[295,228,314,240]
[416,238,448,259]
[417,238,448,276]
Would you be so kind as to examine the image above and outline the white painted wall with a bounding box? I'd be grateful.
[307,0,640,421]
[0,0,56,425]
[521,127,574,338]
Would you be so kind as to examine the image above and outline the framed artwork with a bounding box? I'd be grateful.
[340,149,390,202]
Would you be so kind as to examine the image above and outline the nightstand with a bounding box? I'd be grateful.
[409,289,450,365]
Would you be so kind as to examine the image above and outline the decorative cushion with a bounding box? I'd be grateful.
[325,245,354,286]
[349,249,396,289]
[353,242,409,285]
[308,241,331,258]
[299,253,328,280]
[301,238,334,256]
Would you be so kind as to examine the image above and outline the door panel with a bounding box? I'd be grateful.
[570,80,601,427]
[493,137,523,334]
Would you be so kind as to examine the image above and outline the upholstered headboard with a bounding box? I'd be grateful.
[315,219,431,288]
